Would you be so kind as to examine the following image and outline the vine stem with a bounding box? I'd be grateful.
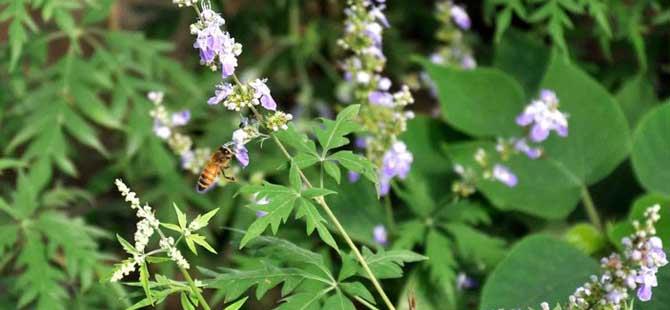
[271,136,396,310]
[180,266,211,310]
[581,186,602,231]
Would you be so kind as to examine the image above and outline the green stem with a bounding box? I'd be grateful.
[179,266,211,310]
[581,186,602,231]
[272,136,396,310]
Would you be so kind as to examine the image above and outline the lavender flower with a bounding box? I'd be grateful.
[379,142,413,195]
[208,82,234,105]
[516,89,569,142]
[568,205,668,308]
[492,164,517,187]
[171,110,191,126]
[373,224,388,245]
[348,171,361,183]
[190,4,242,76]
[513,138,543,159]
[250,78,277,111]
[450,4,471,30]
[456,272,477,290]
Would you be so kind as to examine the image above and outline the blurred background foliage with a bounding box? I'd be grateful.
[1,0,670,309]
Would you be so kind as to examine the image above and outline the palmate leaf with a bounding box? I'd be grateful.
[328,151,377,186]
[276,124,320,169]
[294,199,339,251]
[239,182,300,248]
[442,223,507,269]
[207,265,306,302]
[425,229,457,305]
[361,247,427,279]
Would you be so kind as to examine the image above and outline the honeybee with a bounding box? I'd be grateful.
[196,144,236,193]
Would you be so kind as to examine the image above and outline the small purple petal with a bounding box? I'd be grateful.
[369,91,394,107]
[450,5,471,30]
[530,124,550,142]
[516,112,533,126]
[235,146,249,167]
[373,225,388,245]
[256,210,268,218]
[493,164,517,187]
[348,171,360,183]
[171,110,191,126]
[260,95,277,111]
[638,284,652,301]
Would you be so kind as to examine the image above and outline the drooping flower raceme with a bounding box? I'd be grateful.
[339,0,415,195]
[177,1,293,169]
[568,205,668,309]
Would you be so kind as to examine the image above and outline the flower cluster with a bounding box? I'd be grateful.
[339,0,415,195]
[568,205,668,309]
[428,1,476,70]
[110,179,191,282]
[148,91,212,175]
[451,90,569,197]
[516,89,569,143]
[178,1,292,169]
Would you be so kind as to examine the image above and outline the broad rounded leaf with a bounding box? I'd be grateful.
[421,60,525,137]
[631,103,670,195]
[480,235,598,309]
[540,54,631,185]
[449,141,581,219]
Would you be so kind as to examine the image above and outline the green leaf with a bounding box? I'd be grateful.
[161,223,182,232]
[174,203,187,230]
[425,230,456,304]
[117,234,138,255]
[323,160,341,184]
[180,293,196,310]
[0,158,27,171]
[208,265,306,302]
[564,223,606,255]
[631,103,670,195]
[448,141,581,219]
[63,107,109,156]
[399,116,453,175]
[540,52,631,185]
[139,262,154,305]
[295,199,339,251]
[340,282,375,305]
[302,188,337,199]
[314,104,361,155]
[361,248,427,279]
[239,183,299,248]
[329,151,377,186]
[322,290,355,310]
[276,123,319,160]
[421,59,525,137]
[223,297,249,310]
[616,75,658,130]
[189,234,217,254]
[493,30,551,95]
[443,223,507,269]
[189,208,219,231]
[480,234,599,309]
[392,220,425,250]
[289,160,302,191]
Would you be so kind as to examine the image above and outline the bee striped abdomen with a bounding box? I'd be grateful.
[197,162,220,193]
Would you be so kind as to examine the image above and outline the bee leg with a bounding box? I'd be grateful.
[220,167,236,182]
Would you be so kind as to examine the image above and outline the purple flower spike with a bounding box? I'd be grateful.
[450,5,471,30]
[379,142,413,196]
[493,164,517,187]
[373,225,388,245]
[235,145,249,167]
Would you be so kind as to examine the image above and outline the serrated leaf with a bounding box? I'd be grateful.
[314,105,361,155]
[323,160,341,184]
[443,223,507,269]
[340,282,375,305]
[180,293,196,310]
[208,266,306,302]
[189,233,217,254]
[322,290,355,310]
[361,248,427,279]
[289,160,302,191]
[302,188,337,199]
[189,208,219,231]
[223,297,249,310]
[425,229,456,304]
[160,223,182,232]
[275,123,319,158]
[239,183,299,248]
[295,199,339,251]
[329,151,377,186]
